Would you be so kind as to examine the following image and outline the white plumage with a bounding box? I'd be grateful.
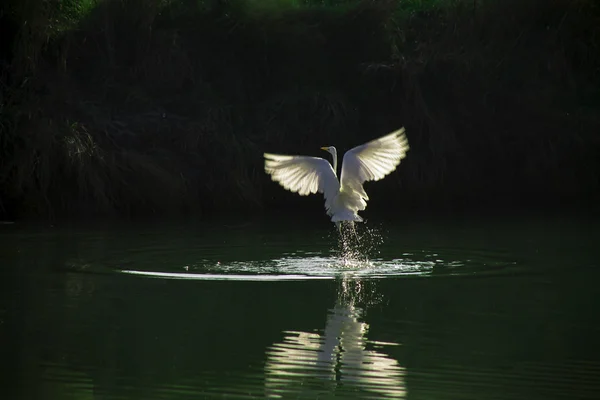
[264,127,410,228]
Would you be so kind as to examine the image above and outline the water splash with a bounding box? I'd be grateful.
[332,222,385,268]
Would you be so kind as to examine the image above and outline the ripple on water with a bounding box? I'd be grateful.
[117,245,519,282]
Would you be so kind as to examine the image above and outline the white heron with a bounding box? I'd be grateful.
[264,127,410,232]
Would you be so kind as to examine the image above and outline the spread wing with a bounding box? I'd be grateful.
[340,127,410,201]
[264,153,340,213]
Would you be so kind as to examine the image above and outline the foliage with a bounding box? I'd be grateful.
[1,0,599,220]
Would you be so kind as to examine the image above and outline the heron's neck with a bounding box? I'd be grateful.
[331,148,338,175]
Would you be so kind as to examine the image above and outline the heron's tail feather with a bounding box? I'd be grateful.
[331,211,363,223]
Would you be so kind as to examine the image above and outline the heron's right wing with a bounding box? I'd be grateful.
[340,127,409,201]
[264,153,340,212]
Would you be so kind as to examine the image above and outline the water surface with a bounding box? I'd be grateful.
[1,213,599,399]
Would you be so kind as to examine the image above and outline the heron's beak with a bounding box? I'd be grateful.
[320,146,328,151]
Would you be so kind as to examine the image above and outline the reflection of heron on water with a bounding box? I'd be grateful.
[264,275,406,399]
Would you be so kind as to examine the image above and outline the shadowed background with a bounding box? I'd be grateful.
[1,0,599,221]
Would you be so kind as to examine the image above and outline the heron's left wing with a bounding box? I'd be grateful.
[264,153,340,213]
[340,128,409,201]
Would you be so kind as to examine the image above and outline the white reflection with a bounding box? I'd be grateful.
[264,275,406,399]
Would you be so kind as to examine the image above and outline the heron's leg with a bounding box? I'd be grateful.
[350,221,359,243]
[336,221,351,256]
[336,222,345,244]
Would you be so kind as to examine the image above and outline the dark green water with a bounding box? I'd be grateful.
[1,213,599,399]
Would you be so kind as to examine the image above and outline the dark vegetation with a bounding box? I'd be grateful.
[1,0,599,221]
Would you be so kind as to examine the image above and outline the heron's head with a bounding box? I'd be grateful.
[320,146,336,156]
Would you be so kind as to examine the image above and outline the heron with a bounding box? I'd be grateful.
[264,127,410,233]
